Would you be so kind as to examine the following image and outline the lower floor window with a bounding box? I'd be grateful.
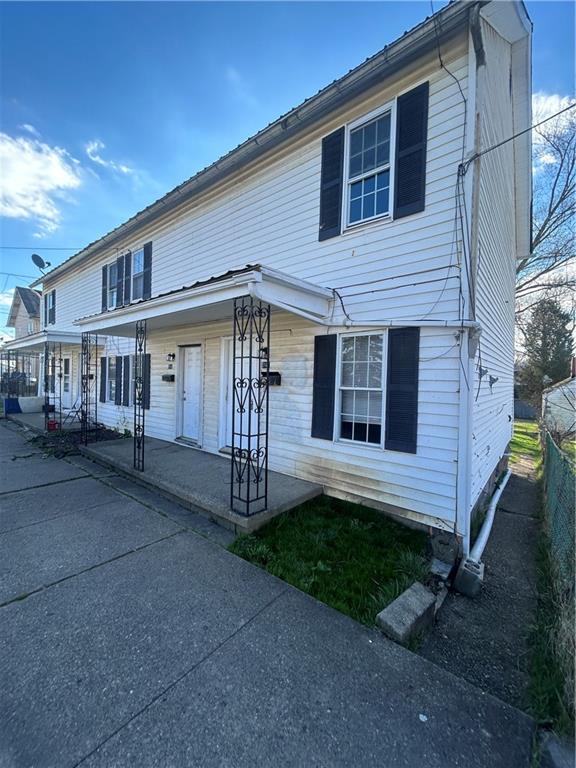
[108,358,116,401]
[339,334,383,445]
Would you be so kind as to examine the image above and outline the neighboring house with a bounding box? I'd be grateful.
[542,365,576,435]
[6,287,41,339]
[19,0,531,555]
[1,287,43,396]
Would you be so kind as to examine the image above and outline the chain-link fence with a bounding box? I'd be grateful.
[542,429,575,588]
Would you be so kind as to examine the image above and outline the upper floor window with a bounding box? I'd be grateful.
[346,108,393,227]
[132,248,144,301]
[44,289,56,325]
[107,263,118,309]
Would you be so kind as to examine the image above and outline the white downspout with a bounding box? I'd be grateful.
[469,469,512,563]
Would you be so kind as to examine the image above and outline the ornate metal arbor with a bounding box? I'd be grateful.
[80,332,100,444]
[133,319,147,471]
[230,296,270,517]
[43,341,63,431]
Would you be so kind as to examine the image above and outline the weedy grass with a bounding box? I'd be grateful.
[510,419,541,464]
[229,495,429,626]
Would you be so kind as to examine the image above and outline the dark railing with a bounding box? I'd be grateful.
[230,296,270,516]
[44,341,62,431]
[0,351,41,400]
[134,319,147,471]
[80,332,100,444]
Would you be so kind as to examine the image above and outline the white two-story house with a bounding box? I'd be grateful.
[24,0,531,554]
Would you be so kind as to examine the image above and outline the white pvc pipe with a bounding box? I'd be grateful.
[469,469,512,563]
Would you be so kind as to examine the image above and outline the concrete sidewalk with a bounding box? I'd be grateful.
[0,422,534,767]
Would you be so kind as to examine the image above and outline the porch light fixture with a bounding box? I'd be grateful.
[166,353,176,362]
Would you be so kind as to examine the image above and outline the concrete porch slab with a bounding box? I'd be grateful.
[7,411,82,434]
[81,437,323,532]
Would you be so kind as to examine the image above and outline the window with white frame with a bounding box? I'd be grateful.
[108,357,116,401]
[346,110,392,226]
[132,248,144,301]
[108,263,118,309]
[339,334,383,445]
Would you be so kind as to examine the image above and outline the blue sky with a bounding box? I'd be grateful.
[0,1,574,337]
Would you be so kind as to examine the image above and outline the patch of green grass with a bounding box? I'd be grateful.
[229,496,429,626]
[510,419,541,464]
[528,499,575,738]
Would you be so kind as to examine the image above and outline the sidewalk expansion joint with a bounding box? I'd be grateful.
[72,586,290,767]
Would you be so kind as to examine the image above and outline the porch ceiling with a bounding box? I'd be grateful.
[74,265,334,337]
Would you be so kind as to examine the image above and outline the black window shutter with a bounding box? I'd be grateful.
[101,266,108,312]
[116,255,124,307]
[143,353,151,410]
[122,355,131,406]
[143,242,152,300]
[311,334,337,439]
[319,127,345,241]
[114,356,123,405]
[99,357,107,403]
[394,82,429,219]
[385,328,419,453]
[123,251,132,304]
[49,290,56,324]
[44,294,48,327]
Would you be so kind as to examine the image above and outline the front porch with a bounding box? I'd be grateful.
[81,436,323,533]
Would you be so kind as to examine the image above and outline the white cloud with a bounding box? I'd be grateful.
[225,67,260,109]
[0,134,82,237]
[532,92,575,140]
[85,139,133,175]
[0,289,15,308]
[18,123,41,138]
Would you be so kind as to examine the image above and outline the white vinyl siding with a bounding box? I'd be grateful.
[38,37,480,531]
[469,20,516,508]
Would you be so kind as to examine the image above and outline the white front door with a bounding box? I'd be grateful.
[62,357,72,408]
[181,346,202,442]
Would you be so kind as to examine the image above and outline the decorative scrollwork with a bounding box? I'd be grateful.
[230,295,270,517]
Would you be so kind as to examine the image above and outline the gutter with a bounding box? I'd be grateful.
[32,1,473,289]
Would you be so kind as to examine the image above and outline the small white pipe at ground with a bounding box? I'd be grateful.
[468,469,512,563]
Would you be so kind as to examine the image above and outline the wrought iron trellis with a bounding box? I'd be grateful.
[43,341,62,432]
[80,332,99,444]
[230,296,270,517]
[133,319,147,471]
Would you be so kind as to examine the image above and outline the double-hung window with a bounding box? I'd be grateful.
[339,334,383,445]
[346,108,392,226]
[108,263,118,309]
[132,248,144,301]
[107,357,116,402]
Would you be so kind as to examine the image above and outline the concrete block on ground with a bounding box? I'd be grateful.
[539,732,576,768]
[376,581,436,644]
[430,531,460,566]
[454,558,485,598]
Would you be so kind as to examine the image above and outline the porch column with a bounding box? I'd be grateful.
[133,319,147,471]
[230,296,270,517]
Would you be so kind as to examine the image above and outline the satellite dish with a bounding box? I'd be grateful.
[31,253,51,270]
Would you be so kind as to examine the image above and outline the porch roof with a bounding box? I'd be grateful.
[1,330,83,353]
[75,264,334,336]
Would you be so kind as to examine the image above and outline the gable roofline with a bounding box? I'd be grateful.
[6,287,41,327]
[33,0,478,289]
